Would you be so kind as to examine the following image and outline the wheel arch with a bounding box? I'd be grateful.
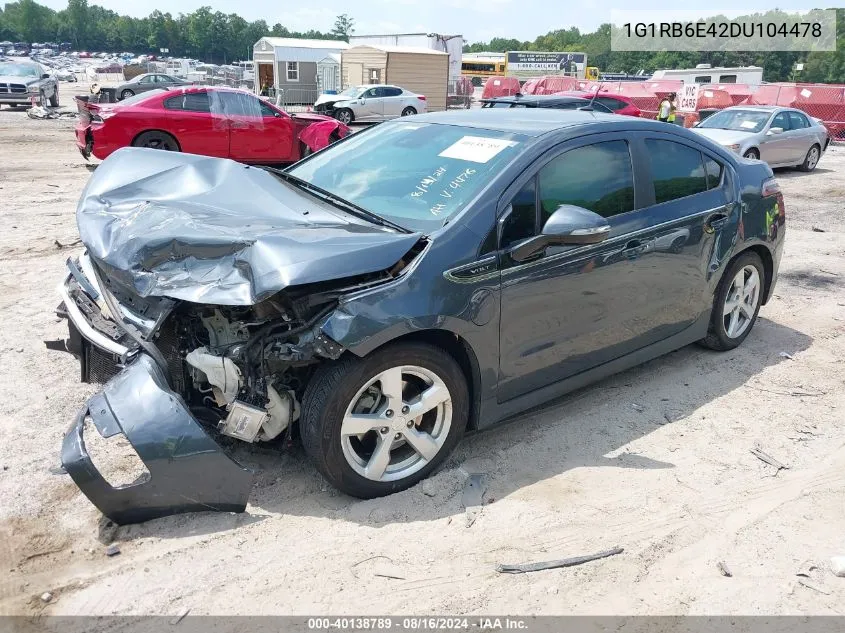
[725,244,775,305]
[131,129,181,151]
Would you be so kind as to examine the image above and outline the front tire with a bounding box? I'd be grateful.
[700,251,765,351]
[401,106,417,116]
[301,343,469,498]
[799,144,820,172]
[49,89,59,108]
[335,108,353,124]
[132,131,180,152]
[743,148,759,160]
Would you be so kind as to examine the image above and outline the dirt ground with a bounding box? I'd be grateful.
[1,84,844,619]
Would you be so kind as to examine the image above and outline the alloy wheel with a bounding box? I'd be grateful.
[340,365,452,482]
[723,265,760,339]
[806,146,819,170]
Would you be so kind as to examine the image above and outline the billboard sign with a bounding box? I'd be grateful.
[505,51,587,77]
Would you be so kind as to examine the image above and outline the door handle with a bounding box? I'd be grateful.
[704,212,729,233]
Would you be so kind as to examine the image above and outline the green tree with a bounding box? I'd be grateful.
[331,14,354,41]
[66,0,87,48]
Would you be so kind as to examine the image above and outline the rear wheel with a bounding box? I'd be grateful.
[401,106,417,116]
[700,251,765,351]
[120,89,134,100]
[743,148,759,160]
[335,108,353,125]
[132,131,180,152]
[49,89,59,108]
[301,343,469,498]
[799,144,820,172]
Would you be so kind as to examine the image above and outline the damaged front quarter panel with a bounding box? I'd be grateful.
[62,354,254,525]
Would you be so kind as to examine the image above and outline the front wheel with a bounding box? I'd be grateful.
[301,343,469,498]
[743,148,759,160]
[132,131,180,152]
[799,144,820,172]
[401,106,417,116]
[699,251,765,351]
[49,89,59,108]
[335,108,353,125]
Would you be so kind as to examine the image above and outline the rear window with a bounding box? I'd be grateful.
[118,89,166,106]
[287,121,528,233]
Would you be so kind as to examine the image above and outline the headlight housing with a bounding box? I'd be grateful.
[725,143,741,153]
[27,84,40,94]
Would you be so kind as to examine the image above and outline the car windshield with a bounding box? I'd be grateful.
[698,110,771,133]
[0,63,39,77]
[484,101,514,108]
[338,86,363,98]
[287,121,529,233]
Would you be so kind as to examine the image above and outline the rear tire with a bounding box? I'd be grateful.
[49,89,59,108]
[799,144,820,172]
[699,251,765,351]
[120,89,134,100]
[743,148,759,160]
[401,106,417,116]
[132,131,180,152]
[301,342,469,499]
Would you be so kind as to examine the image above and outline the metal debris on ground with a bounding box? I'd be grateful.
[810,226,825,232]
[829,556,845,578]
[717,561,733,577]
[496,546,624,574]
[49,465,66,476]
[462,473,486,528]
[797,560,818,577]
[631,403,645,412]
[750,444,789,474]
[27,105,77,120]
[40,592,53,603]
[778,352,794,360]
[105,544,121,557]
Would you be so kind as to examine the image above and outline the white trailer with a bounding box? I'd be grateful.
[348,33,463,82]
[651,64,764,85]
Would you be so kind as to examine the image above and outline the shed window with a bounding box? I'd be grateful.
[286,62,299,81]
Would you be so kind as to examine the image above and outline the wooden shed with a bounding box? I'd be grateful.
[341,45,449,112]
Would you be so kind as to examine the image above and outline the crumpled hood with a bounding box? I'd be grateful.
[691,128,755,146]
[314,93,353,107]
[0,74,37,86]
[77,147,421,306]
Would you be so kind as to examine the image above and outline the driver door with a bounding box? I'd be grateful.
[760,111,793,165]
[359,87,385,120]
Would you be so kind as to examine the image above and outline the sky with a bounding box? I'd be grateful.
[35,0,829,43]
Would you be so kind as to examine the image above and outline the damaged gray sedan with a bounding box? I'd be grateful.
[58,110,784,524]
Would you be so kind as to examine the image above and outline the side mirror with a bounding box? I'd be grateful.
[41,73,50,79]
[509,205,611,262]
[767,127,784,135]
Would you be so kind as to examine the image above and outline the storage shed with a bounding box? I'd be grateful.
[317,53,341,93]
[252,37,348,102]
[341,45,449,112]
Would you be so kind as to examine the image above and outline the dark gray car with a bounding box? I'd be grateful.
[56,110,785,523]
[116,73,189,100]
[0,60,58,107]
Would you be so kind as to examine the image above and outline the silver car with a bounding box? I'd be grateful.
[692,105,830,171]
[312,84,427,124]
[0,60,59,107]
[116,73,189,100]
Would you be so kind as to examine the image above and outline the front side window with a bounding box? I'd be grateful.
[286,62,299,81]
[501,179,537,248]
[771,112,791,131]
[538,140,635,222]
[219,91,262,117]
[138,75,154,84]
[287,121,527,233]
[645,139,707,204]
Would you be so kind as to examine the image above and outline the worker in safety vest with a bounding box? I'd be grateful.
[657,92,677,123]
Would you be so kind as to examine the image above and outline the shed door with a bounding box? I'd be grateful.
[347,63,363,86]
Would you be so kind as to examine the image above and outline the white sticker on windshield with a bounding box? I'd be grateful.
[740,120,757,129]
[439,136,518,164]
[703,90,714,98]
[800,88,812,98]
[493,79,501,86]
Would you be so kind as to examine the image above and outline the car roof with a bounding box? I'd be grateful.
[723,105,781,112]
[481,95,593,106]
[409,108,674,137]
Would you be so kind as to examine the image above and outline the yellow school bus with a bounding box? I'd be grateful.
[461,57,507,87]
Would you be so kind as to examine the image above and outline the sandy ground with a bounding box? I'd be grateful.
[1,84,844,619]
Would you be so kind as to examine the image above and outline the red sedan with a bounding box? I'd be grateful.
[554,90,642,117]
[75,86,350,163]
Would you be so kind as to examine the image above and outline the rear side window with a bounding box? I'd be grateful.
[164,92,210,112]
[538,140,635,222]
[645,139,707,204]
[788,111,809,129]
[384,87,403,97]
[596,97,624,110]
[703,156,724,189]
